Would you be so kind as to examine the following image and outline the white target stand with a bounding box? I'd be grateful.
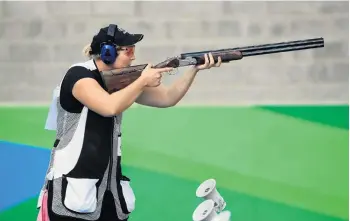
[215,211,231,221]
[196,179,226,212]
[192,179,231,221]
[192,200,231,221]
[192,199,216,221]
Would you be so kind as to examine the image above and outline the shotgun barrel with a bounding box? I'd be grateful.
[180,37,324,59]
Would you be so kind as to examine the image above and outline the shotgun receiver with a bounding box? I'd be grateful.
[100,37,324,93]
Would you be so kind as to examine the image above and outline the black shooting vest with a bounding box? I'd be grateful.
[38,59,135,220]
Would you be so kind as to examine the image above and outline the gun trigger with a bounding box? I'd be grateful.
[169,67,178,75]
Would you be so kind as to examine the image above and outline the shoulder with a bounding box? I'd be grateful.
[66,60,97,79]
[62,60,98,86]
[69,59,98,72]
[59,60,98,112]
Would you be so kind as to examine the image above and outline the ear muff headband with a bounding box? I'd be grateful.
[100,24,117,65]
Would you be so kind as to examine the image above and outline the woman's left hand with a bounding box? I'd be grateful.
[194,53,222,71]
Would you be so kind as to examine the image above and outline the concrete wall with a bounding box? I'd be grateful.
[0,1,348,105]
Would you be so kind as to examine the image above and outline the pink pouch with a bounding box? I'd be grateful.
[37,190,50,221]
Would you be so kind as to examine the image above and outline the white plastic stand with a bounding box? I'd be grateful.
[196,178,226,212]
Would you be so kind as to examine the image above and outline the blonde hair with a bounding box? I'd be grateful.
[82,44,100,60]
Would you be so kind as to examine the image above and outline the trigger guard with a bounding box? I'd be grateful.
[169,67,178,75]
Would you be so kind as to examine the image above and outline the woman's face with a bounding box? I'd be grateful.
[112,46,136,69]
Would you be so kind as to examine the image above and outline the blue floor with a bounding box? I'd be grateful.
[0,141,50,211]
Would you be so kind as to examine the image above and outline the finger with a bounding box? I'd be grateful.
[159,67,174,73]
[205,53,209,66]
[200,53,209,68]
[215,56,222,67]
[208,53,215,67]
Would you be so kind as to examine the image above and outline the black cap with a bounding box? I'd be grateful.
[90,24,143,55]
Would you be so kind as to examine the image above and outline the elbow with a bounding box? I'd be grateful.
[154,97,178,108]
[162,91,179,108]
[145,100,177,108]
[163,99,179,108]
[100,109,116,117]
[169,100,179,107]
[100,104,123,117]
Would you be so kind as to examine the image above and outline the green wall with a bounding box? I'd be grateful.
[0,105,348,221]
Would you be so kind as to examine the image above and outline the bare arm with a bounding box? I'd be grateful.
[136,67,199,108]
[72,64,173,117]
[136,53,221,108]
[73,77,147,117]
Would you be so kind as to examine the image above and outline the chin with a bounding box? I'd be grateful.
[113,61,132,69]
[113,64,127,69]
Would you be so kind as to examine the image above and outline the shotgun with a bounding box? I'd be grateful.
[100,37,324,93]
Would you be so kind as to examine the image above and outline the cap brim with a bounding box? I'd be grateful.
[120,34,144,46]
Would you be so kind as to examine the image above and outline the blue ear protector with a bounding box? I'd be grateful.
[100,24,117,65]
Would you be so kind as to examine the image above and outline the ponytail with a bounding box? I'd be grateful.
[82,44,92,59]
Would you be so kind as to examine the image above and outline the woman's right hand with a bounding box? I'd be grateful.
[140,64,173,87]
